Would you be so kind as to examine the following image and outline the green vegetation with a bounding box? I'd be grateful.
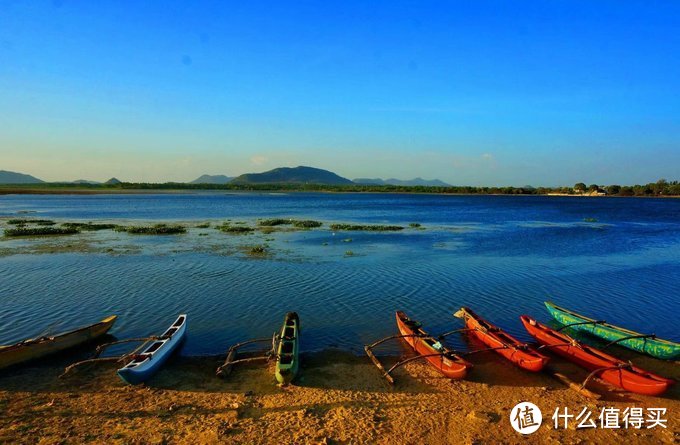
[246,244,268,255]
[3,177,680,197]
[291,220,323,228]
[195,222,211,228]
[218,224,254,234]
[116,224,186,235]
[3,176,680,200]
[409,223,421,228]
[330,224,404,231]
[258,218,323,229]
[7,219,56,225]
[62,222,118,231]
[258,218,291,226]
[4,227,79,237]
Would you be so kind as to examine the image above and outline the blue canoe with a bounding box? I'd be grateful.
[117,314,187,385]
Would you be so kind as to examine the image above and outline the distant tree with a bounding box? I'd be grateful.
[574,183,586,193]
[619,186,634,196]
[653,178,669,195]
[607,185,621,195]
[588,184,599,192]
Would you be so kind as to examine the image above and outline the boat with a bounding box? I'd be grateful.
[454,307,549,372]
[0,315,117,370]
[117,314,186,385]
[395,311,472,379]
[275,312,300,384]
[545,301,680,360]
[521,315,674,396]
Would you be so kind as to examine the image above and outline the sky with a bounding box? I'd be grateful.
[0,1,679,186]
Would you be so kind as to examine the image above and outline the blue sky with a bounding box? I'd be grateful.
[1,1,679,185]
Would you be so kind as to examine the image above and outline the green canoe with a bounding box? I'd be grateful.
[545,301,680,360]
[275,312,300,384]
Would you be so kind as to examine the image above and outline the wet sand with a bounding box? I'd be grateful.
[0,349,677,444]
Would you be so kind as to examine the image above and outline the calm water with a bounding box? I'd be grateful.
[1,193,679,356]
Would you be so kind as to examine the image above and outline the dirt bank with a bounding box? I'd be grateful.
[0,350,677,444]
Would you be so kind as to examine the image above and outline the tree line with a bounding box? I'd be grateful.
[2,179,679,196]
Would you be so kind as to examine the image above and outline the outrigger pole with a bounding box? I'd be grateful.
[216,333,279,377]
[60,336,163,378]
[364,329,474,384]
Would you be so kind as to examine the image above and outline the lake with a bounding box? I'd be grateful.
[1,192,679,356]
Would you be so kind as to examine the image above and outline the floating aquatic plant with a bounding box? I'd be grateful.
[219,224,254,234]
[330,224,404,231]
[62,222,118,231]
[117,224,187,235]
[7,219,56,226]
[4,227,79,237]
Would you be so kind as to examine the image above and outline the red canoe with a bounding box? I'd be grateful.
[454,307,549,372]
[396,311,472,380]
[521,315,674,396]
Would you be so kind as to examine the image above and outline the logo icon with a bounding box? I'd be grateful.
[510,402,542,434]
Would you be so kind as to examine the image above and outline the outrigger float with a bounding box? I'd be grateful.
[61,314,187,385]
[216,312,301,385]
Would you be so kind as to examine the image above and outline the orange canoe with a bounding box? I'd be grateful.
[396,311,472,379]
[521,315,673,396]
[454,307,549,372]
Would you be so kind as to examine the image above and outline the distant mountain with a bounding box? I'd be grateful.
[231,166,353,185]
[72,179,101,185]
[353,177,451,187]
[104,177,122,185]
[353,178,385,185]
[190,174,233,184]
[0,170,44,184]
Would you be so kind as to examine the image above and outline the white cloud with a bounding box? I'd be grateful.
[250,155,268,166]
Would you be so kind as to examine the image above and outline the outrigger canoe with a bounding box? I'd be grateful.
[545,301,680,360]
[454,307,549,372]
[521,315,673,396]
[396,311,472,379]
[117,314,186,385]
[0,315,117,370]
[275,312,300,385]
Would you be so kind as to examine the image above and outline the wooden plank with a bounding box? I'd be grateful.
[365,346,395,384]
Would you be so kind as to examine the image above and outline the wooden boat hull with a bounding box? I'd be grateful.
[456,307,549,372]
[275,312,300,384]
[545,301,680,360]
[117,315,186,385]
[0,315,117,370]
[396,311,471,379]
[521,315,674,396]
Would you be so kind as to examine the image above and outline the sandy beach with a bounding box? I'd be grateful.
[0,349,677,444]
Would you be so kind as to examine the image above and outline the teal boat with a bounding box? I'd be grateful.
[275,312,300,384]
[545,301,680,360]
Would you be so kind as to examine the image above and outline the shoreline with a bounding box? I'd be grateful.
[1,187,679,198]
[1,349,677,444]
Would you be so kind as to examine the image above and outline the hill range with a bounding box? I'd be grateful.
[1,166,449,187]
